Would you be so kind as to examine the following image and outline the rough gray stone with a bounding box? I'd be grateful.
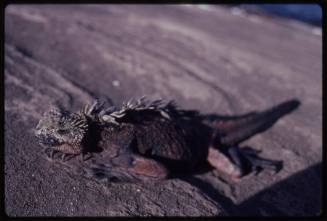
[4,5,322,216]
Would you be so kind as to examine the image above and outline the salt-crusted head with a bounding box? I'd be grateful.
[35,107,88,152]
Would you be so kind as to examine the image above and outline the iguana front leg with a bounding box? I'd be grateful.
[43,144,81,161]
[228,146,283,175]
[84,153,169,183]
[44,147,76,161]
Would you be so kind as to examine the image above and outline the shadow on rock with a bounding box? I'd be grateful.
[236,162,322,216]
[181,162,322,216]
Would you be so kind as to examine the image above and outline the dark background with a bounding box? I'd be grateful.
[239,4,322,26]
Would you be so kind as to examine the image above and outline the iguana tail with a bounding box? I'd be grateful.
[212,99,300,146]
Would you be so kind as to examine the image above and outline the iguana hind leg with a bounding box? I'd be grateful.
[207,146,243,178]
[207,145,283,178]
[235,146,283,174]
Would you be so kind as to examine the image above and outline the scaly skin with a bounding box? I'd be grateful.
[35,97,300,182]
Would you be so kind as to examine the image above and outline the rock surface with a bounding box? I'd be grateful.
[4,5,322,216]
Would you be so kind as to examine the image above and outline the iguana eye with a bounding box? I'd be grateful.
[57,129,69,134]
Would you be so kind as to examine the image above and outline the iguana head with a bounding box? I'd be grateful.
[35,107,88,154]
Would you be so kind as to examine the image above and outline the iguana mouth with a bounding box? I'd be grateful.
[40,141,82,156]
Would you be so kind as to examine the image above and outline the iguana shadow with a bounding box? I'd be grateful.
[175,99,305,216]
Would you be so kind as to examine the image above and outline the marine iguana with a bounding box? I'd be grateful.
[35,96,300,182]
